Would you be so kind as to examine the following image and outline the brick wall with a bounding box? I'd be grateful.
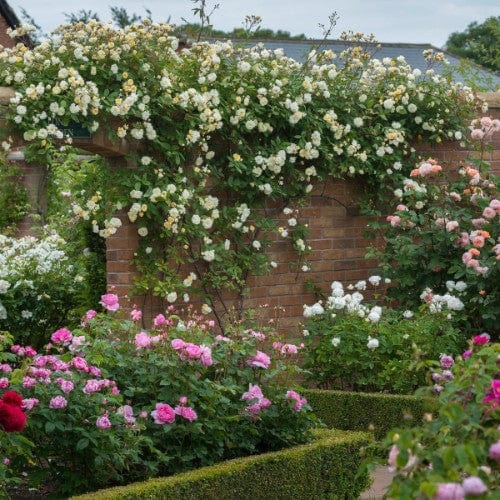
[0,14,15,48]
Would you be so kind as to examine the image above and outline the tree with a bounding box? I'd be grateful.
[445,16,500,72]
[63,9,100,24]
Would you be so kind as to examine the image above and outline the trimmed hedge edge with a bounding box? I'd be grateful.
[72,429,371,500]
[303,389,438,439]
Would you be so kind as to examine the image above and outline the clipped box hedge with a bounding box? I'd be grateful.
[302,389,438,439]
[72,429,371,500]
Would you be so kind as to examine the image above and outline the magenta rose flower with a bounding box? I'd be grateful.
[51,328,73,344]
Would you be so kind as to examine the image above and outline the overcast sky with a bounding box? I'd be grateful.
[10,0,500,48]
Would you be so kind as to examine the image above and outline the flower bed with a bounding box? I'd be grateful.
[71,428,371,500]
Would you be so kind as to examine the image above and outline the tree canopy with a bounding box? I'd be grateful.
[445,16,500,72]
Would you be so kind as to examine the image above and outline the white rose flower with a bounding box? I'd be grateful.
[367,336,379,350]
[167,291,177,303]
[138,227,148,237]
[331,337,341,347]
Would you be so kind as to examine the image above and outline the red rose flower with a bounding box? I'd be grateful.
[1,390,23,407]
[0,401,27,432]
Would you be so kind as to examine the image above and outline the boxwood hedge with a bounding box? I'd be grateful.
[72,429,371,499]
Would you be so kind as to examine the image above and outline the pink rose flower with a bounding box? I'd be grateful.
[462,349,472,359]
[171,338,186,350]
[72,357,89,372]
[117,405,136,424]
[482,379,500,408]
[50,328,73,344]
[439,354,454,369]
[151,403,176,424]
[130,309,142,321]
[21,398,39,411]
[84,309,97,320]
[285,390,307,411]
[99,293,119,312]
[135,331,152,349]
[489,441,500,460]
[175,405,198,422]
[434,482,465,500]
[199,345,213,367]
[0,378,9,389]
[462,476,487,496]
[154,314,168,326]
[248,351,271,369]
[96,413,112,430]
[49,396,67,409]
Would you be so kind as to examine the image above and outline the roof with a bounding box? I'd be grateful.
[0,0,21,29]
[231,38,500,90]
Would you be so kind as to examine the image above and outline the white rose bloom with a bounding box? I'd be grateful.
[191,214,201,225]
[331,337,341,347]
[252,240,261,250]
[403,310,414,319]
[167,291,177,303]
[201,303,212,314]
[367,336,379,350]
[138,227,148,237]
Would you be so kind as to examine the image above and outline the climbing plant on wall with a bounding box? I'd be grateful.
[0,21,480,326]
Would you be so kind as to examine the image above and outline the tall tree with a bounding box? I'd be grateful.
[445,16,500,72]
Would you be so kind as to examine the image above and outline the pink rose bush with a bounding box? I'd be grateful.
[385,337,499,498]
[0,303,316,496]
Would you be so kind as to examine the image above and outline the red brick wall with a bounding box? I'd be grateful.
[0,14,15,48]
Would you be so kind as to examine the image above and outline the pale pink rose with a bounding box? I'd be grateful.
[457,232,470,247]
[151,403,176,424]
[434,481,465,499]
[0,378,9,389]
[489,441,500,460]
[99,293,119,312]
[134,332,152,349]
[130,309,142,321]
[386,215,401,227]
[242,384,264,401]
[445,221,459,232]
[462,476,487,496]
[280,343,299,355]
[96,413,112,430]
[171,338,186,350]
[185,343,202,360]
[482,207,496,219]
[396,204,408,211]
[470,129,484,140]
[199,345,213,367]
[22,398,39,410]
[248,351,271,369]
[49,396,67,409]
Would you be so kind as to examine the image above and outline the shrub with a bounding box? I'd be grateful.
[72,429,371,500]
[0,297,318,495]
[0,231,86,348]
[368,118,500,336]
[385,337,499,498]
[301,278,464,393]
[302,389,438,440]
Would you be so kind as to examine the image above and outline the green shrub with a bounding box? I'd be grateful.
[72,429,371,500]
[302,389,437,440]
[0,156,30,232]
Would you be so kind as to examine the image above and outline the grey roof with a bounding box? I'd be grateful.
[236,39,500,90]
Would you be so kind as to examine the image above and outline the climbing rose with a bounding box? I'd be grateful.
[51,327,73,344]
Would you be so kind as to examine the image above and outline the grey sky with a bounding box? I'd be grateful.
[10,0,500,48]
